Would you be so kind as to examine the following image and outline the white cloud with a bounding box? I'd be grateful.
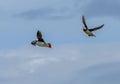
[0,45,81,77]
[0,43,120,78]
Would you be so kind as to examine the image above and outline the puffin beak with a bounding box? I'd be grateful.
[47,43,52,48]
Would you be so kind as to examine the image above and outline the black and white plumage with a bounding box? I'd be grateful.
[31,30,51,48]
[82,16,104,37]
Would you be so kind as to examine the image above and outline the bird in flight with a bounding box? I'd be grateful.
[31,30,52,48]
[82,15,104,37]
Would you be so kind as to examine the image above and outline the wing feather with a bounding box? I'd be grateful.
[89,24,104,31]
[82,16,88,28]
[37,30,45,43]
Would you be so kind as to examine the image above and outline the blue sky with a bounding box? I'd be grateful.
[0,0,120,84]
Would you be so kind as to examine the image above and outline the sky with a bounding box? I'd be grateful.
[0,0,120,84]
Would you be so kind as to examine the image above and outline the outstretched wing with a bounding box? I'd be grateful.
[37,30,45,43]
[82,16,88,28]
[89,24,104,31]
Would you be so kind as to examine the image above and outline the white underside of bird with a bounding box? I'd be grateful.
[85,30,96,37]
[36,42,47,47]
[35,42,51,48]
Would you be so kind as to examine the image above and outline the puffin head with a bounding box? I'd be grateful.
[83,27,87,31]
[31,40,37,46]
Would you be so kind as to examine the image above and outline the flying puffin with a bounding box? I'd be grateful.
[31,30,52,48]
[82,16,104,37]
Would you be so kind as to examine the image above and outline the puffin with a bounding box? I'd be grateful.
[31,30,52,48]
[82,15,104,37]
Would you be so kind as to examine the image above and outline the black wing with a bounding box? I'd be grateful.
[37,30,45,43]
[89,24,104,31]
[82,16,88,28]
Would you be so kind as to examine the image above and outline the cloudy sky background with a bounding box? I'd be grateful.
[0,0,120,84]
